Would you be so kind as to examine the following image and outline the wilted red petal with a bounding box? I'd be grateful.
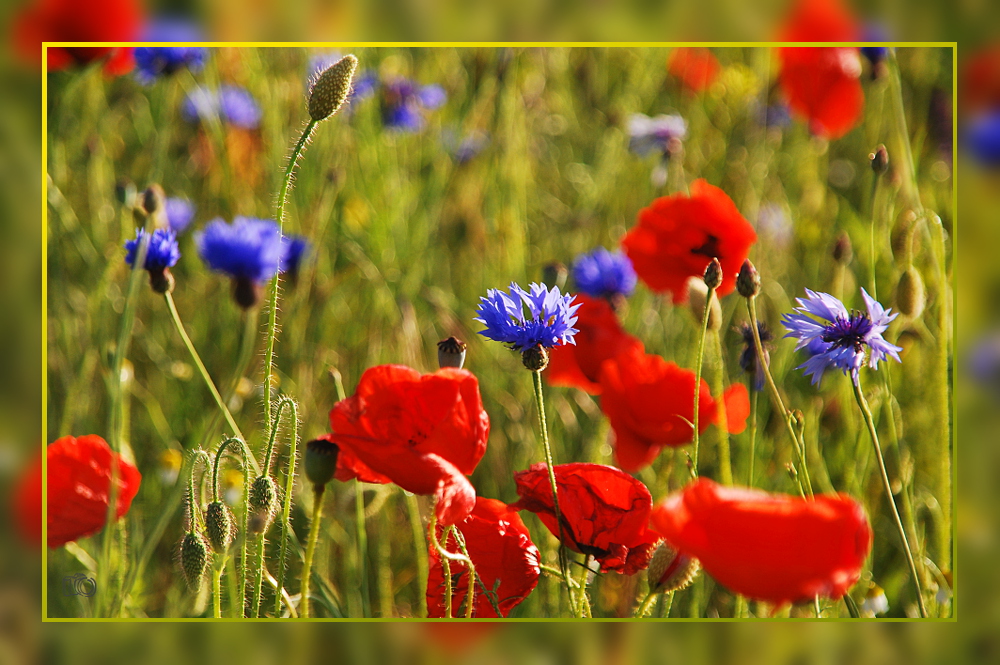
[720,383,751,435]
[329,364,490,525]
[511,463,660,575]
[598,346,716,472]
[650,479,872,605]
[668,48,721,92]
[427,498,540,617]
[778,47,864,140]
[621,179,757,304]
[41,435,142,549]
[544,294,643,395]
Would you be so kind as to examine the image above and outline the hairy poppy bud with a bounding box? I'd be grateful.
[870,144,889,176]
[308,54,358,122]
[304,438,339,488]
[248,476,278,534]
[703,257,723,290]
[736,259,760,298]
[205,501,235,553]
[895,266,925,319]
[437,336,467,370]
[832,231,853,265]
[688,279,722,331]
[521,344,550,372]
[180,531,209,590]
[647,540,700,594]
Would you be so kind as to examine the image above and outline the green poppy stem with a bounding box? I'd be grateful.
[691,285,715,478]
[300,485,325,619]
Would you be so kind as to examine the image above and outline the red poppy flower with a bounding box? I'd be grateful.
[545,294,643,395]
[650,478,872,605]
[719,383,751,435]
[597,346,717,472]
[328,364,490,525]
[621,179,757,304]
[777,0,861,43]
[511,463,661,575]
[12,0,143,75]
[427,497,540,618]
[777,47,864,140]
[18,435,142,549]
[668,48,721,93]
[961,46,1000,113]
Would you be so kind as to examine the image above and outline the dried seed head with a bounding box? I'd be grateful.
[308,54,358,121]
[703,257,723,290]
[304,438,340,488]
[180,531,210,590]
[437,336,468,369]
[736,259,760,298]
[205,501,235,553]
[521,344,550,372]
[895,266,925,319]
[248,475,279,534]
[688,279,722,331]
[647,540,700,594]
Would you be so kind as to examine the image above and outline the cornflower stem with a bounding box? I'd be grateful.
[300,485,325,619]
[635,590,659,618]
[263,118,318,432]
[163,292,260,476]
[747,387,758,486]
[355,480,372,617]
[272,398,299,617]
[427,517,478,619]
[530,368,577,616]
[746,297,814,498]
[850,373,927,618]
[691,286,715,478]
[405,493,429,618]
[709,330,734,485]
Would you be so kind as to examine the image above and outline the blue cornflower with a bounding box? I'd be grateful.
[627,113,687,157]
[782,288,902,386]
[125,227,180,271]
[475,282,580,351]
[164,197,195,234]
[381,78,446,131]
[860,24,890,69]
[134,46,207,84]
[281,235,310,282]
[183,85,262,130]
[571,247,637,300]
[963,111,1000,167]
[197,217,284,284]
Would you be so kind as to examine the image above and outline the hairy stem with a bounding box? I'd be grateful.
[300,485,324,619]
[691,286,715,478]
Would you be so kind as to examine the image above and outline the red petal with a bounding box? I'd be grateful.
[719,383,751,435]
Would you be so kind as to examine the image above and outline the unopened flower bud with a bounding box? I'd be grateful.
[304,438,340,488]
[647,540,700,594]
[205,501,235,553]
[308,54,358,122]
[736,259,760,298]
[437,336,467,369]
[248,475,278,534]
[142,184,165,215]
[703,258,723,290]
[180,531,209,590]
[521,344,550,372]
[870,144,889,176]
[232,276,262,310]
[895,266,925,319]
[688,279,722,331]
[832,231,853,265]
[542,262,568,290]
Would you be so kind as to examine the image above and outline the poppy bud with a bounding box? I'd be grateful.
[304,438,339,488]
[521,344,550,372]
[895,266,925,319]
[205,501,235,553]
[870,144,889,176]
[687,279,722,331]
[142,184,165,215]
[542,262,568,290]
[832,231,853,265]
[647,540,700,594]
[703,257,723,290]
[891,210,917,262]
[308,54,358,122]
[736,259,760,298]
[437,336,467,370]
[248,475,278,534]
[180,531,209,590]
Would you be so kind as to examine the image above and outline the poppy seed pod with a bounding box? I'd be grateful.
[205,501,235,553]
[304,438,340,488]
[437,336,467,370]
[308,54,358,121]
[736,259,760,298]
[895,267,925,319]
[248,475,278,534]
[647,540,700,594]
[522,344,550,372]
[180,531,210,590]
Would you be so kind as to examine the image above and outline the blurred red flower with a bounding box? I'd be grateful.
[12,0,143,75]
[328,364,490,525]
[427,497,540,618]
[668,48,721,92]
[720,383,751,435]
[621,179,757,304]
[597,345,716,472]
[511,463,661,574]
[544,294,643,395]
[650,478,872,605]
[776,0,864,140]
[15,435,142,549]
[962,46,1000,113]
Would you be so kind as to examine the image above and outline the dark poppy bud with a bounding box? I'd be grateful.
[703,257,723,290]
[736,259,760,298]
[180,531,209,590]
[832,231,853,265]
[437,336,468,369]
[647,540,700,594]
[205,501,235,553]
[304,438,340,488]
[521,344,550,372]
[142,184,165,215]
[308,54,358,121]
[248,476,278,534]
[542,262,568,290]
[870,145,889,176]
